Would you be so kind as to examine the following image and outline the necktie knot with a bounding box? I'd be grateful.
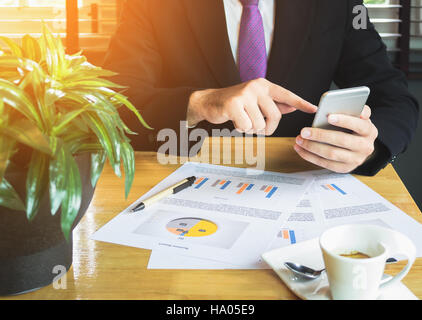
[240,0,259,7]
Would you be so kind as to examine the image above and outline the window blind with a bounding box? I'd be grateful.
[410,0,422,74]
[1,0,421,76]
[0,0,120,64]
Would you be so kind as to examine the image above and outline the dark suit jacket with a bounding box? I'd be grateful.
[104,0,419,176]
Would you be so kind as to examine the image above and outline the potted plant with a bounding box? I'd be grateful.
[0,26,151,295]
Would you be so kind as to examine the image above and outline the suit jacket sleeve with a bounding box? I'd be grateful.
[103,0,199,151]
[333,0,419,176]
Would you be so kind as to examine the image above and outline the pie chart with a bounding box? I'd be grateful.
[166,218,218,237]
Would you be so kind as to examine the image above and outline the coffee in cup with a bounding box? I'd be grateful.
[319,224,416,300]
[340,251,371,259]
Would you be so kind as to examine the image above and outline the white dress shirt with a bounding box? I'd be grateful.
[223,0,276,65]
[187,0,276,128]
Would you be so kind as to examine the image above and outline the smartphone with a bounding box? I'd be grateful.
[312,86,370,132]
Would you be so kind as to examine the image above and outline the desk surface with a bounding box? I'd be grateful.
[5,138,422,300]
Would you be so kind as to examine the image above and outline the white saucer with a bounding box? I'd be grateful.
[262,238,418,300]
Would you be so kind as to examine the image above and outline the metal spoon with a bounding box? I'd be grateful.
[284,262,324,280]
[284,257,398,281]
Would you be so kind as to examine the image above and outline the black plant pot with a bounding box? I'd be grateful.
[0,153,95,296]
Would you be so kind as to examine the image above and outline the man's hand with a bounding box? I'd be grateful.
[187,78,317,135]
[294,105,379,173]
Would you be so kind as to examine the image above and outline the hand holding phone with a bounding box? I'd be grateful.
[312,86,370,132]
[294,86,378,174]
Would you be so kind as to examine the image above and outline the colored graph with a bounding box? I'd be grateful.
[194,177,209,189]
[260,185,278,198]
[278,228,296,244]
[166,218,218,237]
[236,183,254,194]
[209,178,232,190]
[321,184,347,195]
[195,177,279,199]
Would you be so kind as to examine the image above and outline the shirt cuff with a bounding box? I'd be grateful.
[352,138,392,176]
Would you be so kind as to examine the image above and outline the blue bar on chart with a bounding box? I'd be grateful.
[280,229,296,245]
[195,178,209,189]
[289,230,296,244]
[246,184,254,191]
[221,181,231,190]
[331,184,347,195]
[266,187,278,198]
[322,184,347,195]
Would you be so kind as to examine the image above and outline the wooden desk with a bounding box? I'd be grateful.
[5,138,422,300]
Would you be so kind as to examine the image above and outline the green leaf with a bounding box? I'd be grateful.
[0,144,13,182]
[52,106,89,135]
[0,100,16,182]
[22,35,42,62]
[49,146,66,215]
[0,27,145,234]
[26,152,49,221]
[0,36,23,57]
[0,79,42,125]
[100,89,153,130]
[96,111,122,177]
[72,117,90,133]
[73,143,102,154]
[40,24,65,79]
[82,112,120,177]
[88,91,129,131]
[31,69,49,126]
[0,118,52,155]
[0,139,15,184]
[48,134,63,156]
[121,139,135,199]
[0,178,25,211]
[0,56,44,75]
[0,71,20,82]
[90,151,106,188]
[60,149,82,241]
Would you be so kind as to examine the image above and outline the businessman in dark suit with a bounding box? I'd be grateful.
[104,0,419,176]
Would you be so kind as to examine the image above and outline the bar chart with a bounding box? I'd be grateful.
[278,228,297,245]
[321,183,347,195]
[261,185,278,199]
[194,177,278,199]
[236,183,254,194]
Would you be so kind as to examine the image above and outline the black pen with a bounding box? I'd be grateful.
[131,176,197,212]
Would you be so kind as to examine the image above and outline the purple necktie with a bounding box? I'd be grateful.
[238,0,267,82]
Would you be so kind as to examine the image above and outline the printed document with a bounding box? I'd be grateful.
[91,162,314,266]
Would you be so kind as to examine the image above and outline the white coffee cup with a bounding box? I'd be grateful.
[319,224,416,300]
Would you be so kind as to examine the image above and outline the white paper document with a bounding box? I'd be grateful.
[146,170,422,269]
[91,162,315,266]
[310,171,422,257]
[270,170,422,255]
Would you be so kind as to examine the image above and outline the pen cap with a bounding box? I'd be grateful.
[173,177,196,194]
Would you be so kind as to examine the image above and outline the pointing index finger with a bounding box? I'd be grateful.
[268,83,317,114]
